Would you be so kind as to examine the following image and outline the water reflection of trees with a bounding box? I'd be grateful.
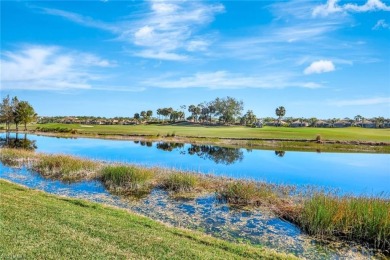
[274,151,286,157]
[188,145,244,165]
[152,142,244,165]
[156,142,185,151]
[0,133,37,150]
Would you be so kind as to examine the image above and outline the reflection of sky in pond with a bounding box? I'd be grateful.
[0,164,378,259]
[1,133,389,195]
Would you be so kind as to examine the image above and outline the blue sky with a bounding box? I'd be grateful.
[1,0,389,118]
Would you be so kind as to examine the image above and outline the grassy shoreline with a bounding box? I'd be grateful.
[1,148,389,254]
[2,123,390,153]
[0,179,294,259]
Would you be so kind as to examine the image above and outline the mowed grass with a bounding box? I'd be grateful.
[27,123,390,142]
[0,180,294,259]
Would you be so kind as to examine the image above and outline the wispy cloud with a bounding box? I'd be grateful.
[328,97,390,106]
[37,0,224,61]
[39,7,119,32]
[304,60,335,74]
[142,71,322,90]
[0,45,114,91]
[120,0,224,60]
[373,19,390,30]
[313,0,390,17]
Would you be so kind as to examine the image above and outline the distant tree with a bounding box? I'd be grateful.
[180,105,186,119]
[374,117,385,128]
[213,97,244,124]
[275,106,286,126]
[134,113,140,122]
[146,110,153,120]
[12,97,20,131]
[188,105,196,122]
[170,110,180,122]
[140,111,147,121]
[157,108,162,121]
[15,101,37,131]
[329,118,338,128]
[0,95,14,131]
[308,117,318,127]
[241,110,257,125]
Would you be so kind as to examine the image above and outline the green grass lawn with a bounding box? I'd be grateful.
[0,180,294,259]
[25,123,390,142]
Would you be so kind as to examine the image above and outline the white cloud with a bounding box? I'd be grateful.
[304,60,335,74]
[38,1,224,61]
[0,45,114,91]
[134,50,188,61]
[39,7,118,32]
[329,97,390,106]
[313,0,390,17]
[126,0,224,60]
[142,71,322,90]
[373,19,390,30]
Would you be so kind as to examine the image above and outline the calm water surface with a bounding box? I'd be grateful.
[1,132,389,195]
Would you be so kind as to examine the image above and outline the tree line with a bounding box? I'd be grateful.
[0,95,37,131]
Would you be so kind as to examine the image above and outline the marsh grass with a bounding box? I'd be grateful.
[297,193,390,251]
[1,147,389,252]
[161,172,199,192]
[33,154,100,181]
[0,148,37,167]
[101,165,155,195]
[217,181,279,207]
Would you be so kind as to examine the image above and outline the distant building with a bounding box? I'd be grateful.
[314,120,331,128]
[290,120,308,127]
[333,120,352,128]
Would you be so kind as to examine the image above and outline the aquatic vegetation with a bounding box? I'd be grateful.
[217,181,278,206]
[297,193,390,252]
[0,148,37,167]
[162,172,199,192]
[33,154,100,181]
[101,165,155,195]
[1,180,296,259]
[1,147,389,253]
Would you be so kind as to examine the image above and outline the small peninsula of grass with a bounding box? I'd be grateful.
[0,180,294,259]
[1,148,389,253]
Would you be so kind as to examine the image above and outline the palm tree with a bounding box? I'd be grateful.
[275,106,286,126]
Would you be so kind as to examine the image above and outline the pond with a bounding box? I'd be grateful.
[1,132,389,195]
[0,164,379,259]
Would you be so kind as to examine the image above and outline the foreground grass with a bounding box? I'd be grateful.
[16,123,390,142]
[1,148,389,253]
[0,180,293,259]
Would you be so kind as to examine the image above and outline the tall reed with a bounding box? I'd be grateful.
[297,193,390,251]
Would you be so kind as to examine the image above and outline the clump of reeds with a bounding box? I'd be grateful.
[101,165,155,195]
[297,193,390,251]
[217,180,278,206]
[32,154,100,181]
[161,172,199,192]
[0,148,36,167]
